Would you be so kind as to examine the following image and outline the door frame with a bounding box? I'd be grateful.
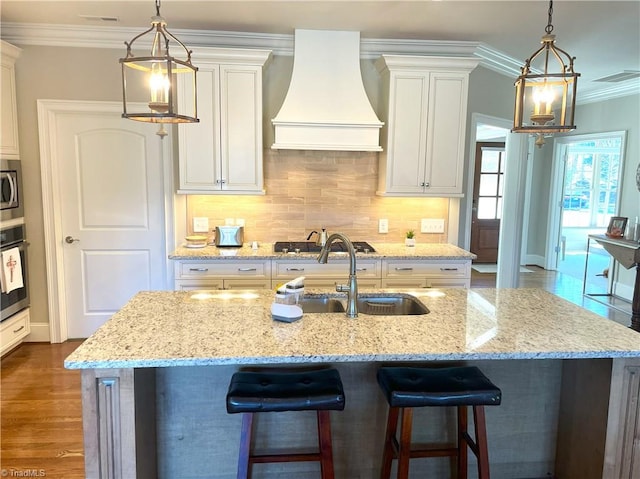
[37,100,176,343]
[464,113,530,287]
[545,130,627,271]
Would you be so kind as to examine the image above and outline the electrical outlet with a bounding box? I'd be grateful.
[193,217,209,233]
[379,219,389,234]
[421,218,445,233]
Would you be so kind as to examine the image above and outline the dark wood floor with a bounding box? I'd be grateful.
[0,268,634,477]
[1,340,85,478]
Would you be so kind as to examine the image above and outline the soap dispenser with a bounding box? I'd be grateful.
[318,228,328,247]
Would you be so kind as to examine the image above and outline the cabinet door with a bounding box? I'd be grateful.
[175,280,224,291]
[1,42,20,159]
[178,66,222,191]
[219,65,263,193]
[382,72,429,194]
[382,278,428,289]
[423,72,468,195]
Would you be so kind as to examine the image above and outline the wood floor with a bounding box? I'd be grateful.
[1,340,85,478]
[0,268,634,477]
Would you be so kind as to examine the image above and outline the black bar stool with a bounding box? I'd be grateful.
[226,368,345,479]
[377,366,501,479]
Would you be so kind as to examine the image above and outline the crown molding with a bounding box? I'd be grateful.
[577,81,640,105]
[2,22,638,103]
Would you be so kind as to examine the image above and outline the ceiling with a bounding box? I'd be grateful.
[2,1,639,96]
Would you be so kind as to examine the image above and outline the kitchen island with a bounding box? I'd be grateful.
[65,288,640,479]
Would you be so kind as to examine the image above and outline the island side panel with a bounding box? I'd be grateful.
[555,358,612,479]
[603,358,640,479]
[81,368,157,479]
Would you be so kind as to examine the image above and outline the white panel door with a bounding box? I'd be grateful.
[55,112,167,338]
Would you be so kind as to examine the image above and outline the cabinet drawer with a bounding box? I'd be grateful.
[383,260,469,278]
[175,280,224,291]
[1,308,30,356]
[290,278,382,289]
[223,279,271,290]
[273,259,380,279]
[176,261,270,279]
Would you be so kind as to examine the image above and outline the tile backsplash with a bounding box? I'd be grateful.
[187,150,450,243]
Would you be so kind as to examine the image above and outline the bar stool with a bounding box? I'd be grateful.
[377,366,502,479]
[226,368,345,479]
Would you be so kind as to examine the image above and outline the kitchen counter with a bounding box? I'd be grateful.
[65,288,640,369]
[168,241,477,260]
[66,288,640,479]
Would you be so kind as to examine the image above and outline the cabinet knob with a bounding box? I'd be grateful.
[424,182,430,188]
[215,179,227,184]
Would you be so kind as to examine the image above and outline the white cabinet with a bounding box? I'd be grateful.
[177,49,271,194]
[375,55,478,197]
[382,259,471,288]
[174,259,271,290]
[272,258,382,289]
[1,41,21,159]
[1,308,30,356]
[172,256,471,291]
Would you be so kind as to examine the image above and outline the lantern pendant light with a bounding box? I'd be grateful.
[512,0,579,136]
[120,0,198,123]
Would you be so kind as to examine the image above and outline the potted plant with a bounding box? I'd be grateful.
[405,230,416,247]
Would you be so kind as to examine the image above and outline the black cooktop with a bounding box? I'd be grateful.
[273,241,376,254]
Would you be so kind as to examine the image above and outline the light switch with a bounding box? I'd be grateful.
[421,218,445,233]
[193,217,209,233]
[379,219,389,234]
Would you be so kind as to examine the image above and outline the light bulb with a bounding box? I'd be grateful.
[148,62,170,113]
[532,85,554,115]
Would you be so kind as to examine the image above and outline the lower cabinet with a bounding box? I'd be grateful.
[382,259,471,288]
[173,258,471,291]
[272,259,382,289]
[1,308,30,356]
[174,260,270,290]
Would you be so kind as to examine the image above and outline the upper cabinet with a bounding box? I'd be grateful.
[177,49,271,194]
[1,41,21,160]
[375,55,478,197]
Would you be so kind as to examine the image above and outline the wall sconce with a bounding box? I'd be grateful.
[512,0,579,140]
[120,0,198,123]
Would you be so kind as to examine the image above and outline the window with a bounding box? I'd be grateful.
[477,147,505,220]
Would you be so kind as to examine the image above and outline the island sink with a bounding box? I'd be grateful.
[298,293,429,315]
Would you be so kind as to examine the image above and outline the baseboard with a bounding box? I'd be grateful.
[613,282,633,301]
[25,322,51,343]
[524,254,545,268]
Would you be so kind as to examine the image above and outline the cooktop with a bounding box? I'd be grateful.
[273,241,376,254]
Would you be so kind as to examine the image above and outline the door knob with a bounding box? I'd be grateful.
[65,236,80,244]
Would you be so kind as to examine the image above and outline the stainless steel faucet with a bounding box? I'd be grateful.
[317,232,358,317]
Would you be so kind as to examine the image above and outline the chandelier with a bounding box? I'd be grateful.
[120,0,198,123]
[512,0,579,139]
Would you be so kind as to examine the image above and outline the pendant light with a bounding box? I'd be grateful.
[120,0,198,123]
[512,0,579,137]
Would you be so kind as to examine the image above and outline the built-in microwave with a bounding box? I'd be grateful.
[1,159,24,222]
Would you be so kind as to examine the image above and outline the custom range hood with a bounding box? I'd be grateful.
[272,29,383,151]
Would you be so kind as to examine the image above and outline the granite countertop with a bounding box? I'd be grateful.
[65,288,640,369]
[169,242,477,261]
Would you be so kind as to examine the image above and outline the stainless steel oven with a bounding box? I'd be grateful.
[1,159,24,222]
[1,223,29,321]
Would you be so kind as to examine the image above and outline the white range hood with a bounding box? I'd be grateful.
[272,29,383,151]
